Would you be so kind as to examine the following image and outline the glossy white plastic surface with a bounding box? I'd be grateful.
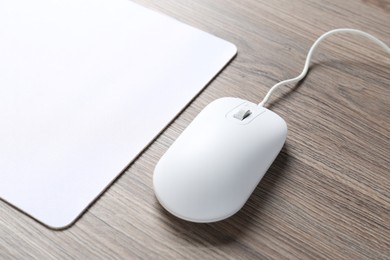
[154,97,287,223]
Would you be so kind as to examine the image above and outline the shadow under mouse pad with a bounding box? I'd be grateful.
[0,0,236,228]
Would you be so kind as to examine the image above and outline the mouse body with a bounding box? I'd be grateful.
[153,97,287,223]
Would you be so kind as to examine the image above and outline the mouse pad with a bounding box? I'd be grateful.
[0,0,236,228]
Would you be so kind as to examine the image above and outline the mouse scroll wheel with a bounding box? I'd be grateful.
[233,109,252,121]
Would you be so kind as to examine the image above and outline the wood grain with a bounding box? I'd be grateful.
[1,0,389,258]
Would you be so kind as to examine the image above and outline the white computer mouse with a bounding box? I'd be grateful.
[153,97,287,223]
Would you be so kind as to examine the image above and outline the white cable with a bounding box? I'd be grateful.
[258,28,390,107]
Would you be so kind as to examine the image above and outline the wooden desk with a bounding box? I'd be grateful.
[1,0,389,258]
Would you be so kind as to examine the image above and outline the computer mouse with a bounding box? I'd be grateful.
[153,97,287,223]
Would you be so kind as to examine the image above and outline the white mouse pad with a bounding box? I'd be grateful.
[0,0,236,228]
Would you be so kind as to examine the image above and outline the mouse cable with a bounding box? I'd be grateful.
[258,28,390,107]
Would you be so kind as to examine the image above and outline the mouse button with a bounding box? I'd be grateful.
[226,102,266,125]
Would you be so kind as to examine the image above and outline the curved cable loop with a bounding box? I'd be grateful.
[259,28,390,107]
